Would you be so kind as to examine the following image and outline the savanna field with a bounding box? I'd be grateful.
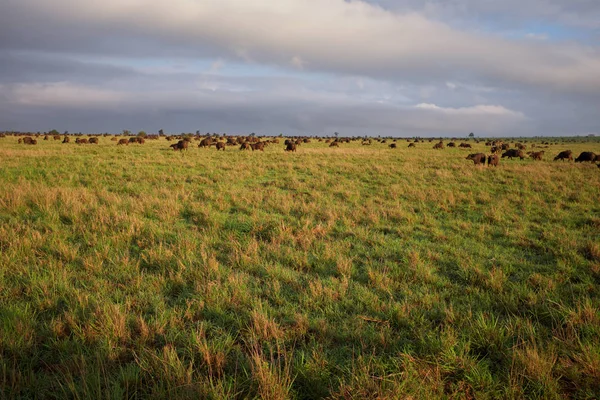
[1,136,600,399]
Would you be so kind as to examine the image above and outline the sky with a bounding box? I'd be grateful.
[1,0,599,137]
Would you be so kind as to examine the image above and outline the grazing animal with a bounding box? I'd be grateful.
[251,142,265,151]
[240,142,251,151]
[76,138,88,144]
[62,136,70,143]
[215,142,225,151]
[433,142,444,149]
[408,143,416,148]
[199,138,213,148]
[501,149,526,160]
[285,143,297,152]
[447,142,456,148]
[88,137,99,144]
[136,137,145,144]
[553,150,573,161]
[117,139,129,145]
[170,140,189,151]
[53,135,61,140]
[487,154,499,167]
[459,143,472,148]
[329,141,339,147]
[43,135,49,140]
[575,152,597,163]
[501,144,510,150]
[389,143,397,149]
[22,137,34,144]
[528,151,544,160]
[466,153,487,165]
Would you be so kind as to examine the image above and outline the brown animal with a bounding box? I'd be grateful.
[389,143,397,149]
[329,141,339,147]
[43,135,49,140]
[459,143,472,148]
[553,150,573,161]
[575,152,597,163]
[117,139,129,145]
[199,138,213,148]
[487,154,499,167]
[466,153,486,165]
[240,142,251,150]
[285,143,297,152]
[88,137,99,144]
[528,151,544,160]
[501,143,510,150]
[136,137,145,144]
[62,136,70,143]
[22,137,34,144]
[53,135,61,140]
[408,143,416,148]
[76,138,88,144]
[215,142,225,151]
[170,140,189,151]
[433,142,444,149]
[501,149,526,160]
[251,142,265,151]
[447,142,456,148]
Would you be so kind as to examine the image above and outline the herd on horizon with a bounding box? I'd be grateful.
[3,131,600,168]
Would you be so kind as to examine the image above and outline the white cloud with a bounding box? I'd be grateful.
[415,103,525,118]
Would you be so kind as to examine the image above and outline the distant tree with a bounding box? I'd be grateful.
[159,129,164,136]
[469,132,475,138]
[122,129,131,136]
[137,131,147,138]
[196,130,200,135]
[251,132,256,137]
[49,129,60,136]
[334,132,339,138]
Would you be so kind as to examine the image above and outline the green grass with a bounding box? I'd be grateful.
[1,136,599,399]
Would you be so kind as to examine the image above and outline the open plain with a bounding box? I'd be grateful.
[1,135,599,399]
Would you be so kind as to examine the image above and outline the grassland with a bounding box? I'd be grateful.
[0,136,599,399]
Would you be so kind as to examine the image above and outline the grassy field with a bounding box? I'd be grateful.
[1,136,599,399]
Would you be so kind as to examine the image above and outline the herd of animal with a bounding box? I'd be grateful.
[3,132,599,168]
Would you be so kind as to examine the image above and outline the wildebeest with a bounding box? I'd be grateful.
[459,143,472,148]
[501,149,526,160]
[553,150,573,161]
[170,140,189,151]
[240,142,251,151]
[53,135,61,140]
[285,143,297,152]
[487,154,499,167]
[447,142,456,148]
[528,151,544,160]
[251,142,265,151]
[575,152,597,163]
[501,144,510,150]
[43,135,49,140]
[466,153,486,165]
[62,136,70,143]
[433,142,444,149]
[21,137,34,144]
[88,137,99,144]
[76,138,88,144]
[389,143,397,149]
[329,141,339,147]
[117,139,129,145]
[408,143,416,148]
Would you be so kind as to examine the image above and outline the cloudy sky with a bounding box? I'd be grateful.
[1,0,599,136]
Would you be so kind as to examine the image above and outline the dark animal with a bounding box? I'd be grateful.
[240,142,251,151]
[487,154,499,167]
[389,143,397,149]
[285,143,297,152]
[575,152,597,163]
[408,143,416,148]
[215,142,226,151]
[53,135,61,140]
[501,149,526,160]
[62,136,70,143]
[76,138,88,144]
[553,150,573,161]
[447,142,456,148]
[433,142,444,149]
[117,139,129,145]
[170,140,189,151]
[466,153,486,165]
[88,137,99,144]
[329,141,339,147]
[459,143,472,148]
[199,138,213,148]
